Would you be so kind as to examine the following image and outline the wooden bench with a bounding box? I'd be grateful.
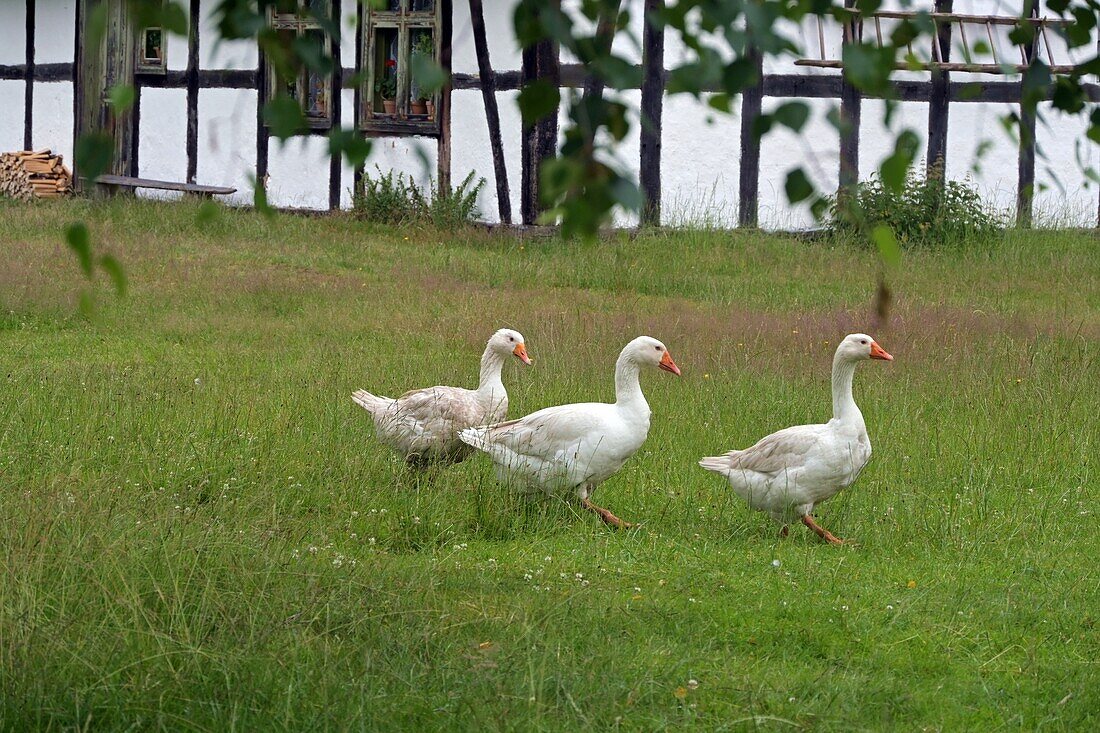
[95,174,237,198]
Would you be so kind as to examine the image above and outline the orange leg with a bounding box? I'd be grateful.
[801,515,845,545]
[582,498,634,529]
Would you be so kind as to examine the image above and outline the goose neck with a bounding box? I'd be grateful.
[477,345,506,394]
[831,353,861,423]
[614,353,647,408]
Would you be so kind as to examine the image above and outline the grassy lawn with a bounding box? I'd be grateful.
[1,199,1097,731]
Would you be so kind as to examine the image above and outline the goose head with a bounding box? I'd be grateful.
[624,336,681,376]
[490,328,532,365]
[837,333,893,363]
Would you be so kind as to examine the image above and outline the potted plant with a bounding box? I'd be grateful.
[375,58,397,114]
[411,34,434,118]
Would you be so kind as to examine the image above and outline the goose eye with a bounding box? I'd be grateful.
[860,340,867,345]
[655,346,662,351]
[509,337,514,342]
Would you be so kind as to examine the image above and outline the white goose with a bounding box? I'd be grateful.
[352,329,531,465]
[459,336,681,528]
[699,333,893,544]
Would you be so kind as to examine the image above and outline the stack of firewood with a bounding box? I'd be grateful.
[0,149,73,201]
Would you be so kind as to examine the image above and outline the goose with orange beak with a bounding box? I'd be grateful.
[700,333,893,544]
[460,336,680,528]
[353,329,532,466]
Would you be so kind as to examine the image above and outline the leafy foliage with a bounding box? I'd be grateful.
[352,167,485,230]
[828,169,1006,248]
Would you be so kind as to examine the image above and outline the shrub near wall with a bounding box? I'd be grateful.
[829,168,1006,247]
[353,167,485,230]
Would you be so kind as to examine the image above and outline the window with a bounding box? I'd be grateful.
[136,27,167,75]
[266,0,334,130]
[362,0,442,135]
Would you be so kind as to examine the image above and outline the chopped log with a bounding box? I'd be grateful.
[0,149,73,201]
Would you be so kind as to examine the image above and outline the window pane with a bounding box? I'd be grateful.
[303,31,329,119]
[410,0,434,12]
[372,27,399,115]
[409,28,434,119]
[143,29,163,63]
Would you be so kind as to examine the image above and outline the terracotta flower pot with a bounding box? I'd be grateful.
[382,100,396,114]
[426,101,435,120]
[410,101,428,116]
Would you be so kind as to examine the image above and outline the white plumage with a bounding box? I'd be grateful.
[460,336,681,527]
[699,333,893,544]
[353,329,531,465]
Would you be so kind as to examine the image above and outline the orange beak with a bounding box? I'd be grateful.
[513,343,532,365]
[869,341,893,361]
[658,350,681,376]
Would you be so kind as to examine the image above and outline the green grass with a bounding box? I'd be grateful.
[1,199,1098,731]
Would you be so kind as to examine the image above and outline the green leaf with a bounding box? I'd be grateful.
[880,130,920,192]
[263,95,306,139]
[99,254,128,296]
[75,132,114,181]
[609,177,642,213]
[871,223,901,268]
[65,223,93,278]
[107,84,136,113]
[328,129,373,170]
[517,80,560,128]
[410,52,448,97]
[784,168,814,203]
[772,102,810,133]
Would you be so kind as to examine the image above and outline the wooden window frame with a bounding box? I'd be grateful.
[361,0,443,137]
[266,1,335,131]
[136,26,167,75]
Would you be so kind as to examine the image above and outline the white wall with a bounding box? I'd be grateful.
[0,3,26,66]
[1,0,1096,228]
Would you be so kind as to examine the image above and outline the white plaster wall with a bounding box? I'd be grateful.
[31,82,73,163]
[946,102,1020,216]
[199,0,257,70]
[33,0,75,64]
[450,88,523,222]
[1034,111,1099,225]
[453,0,522,75]
[196,88,256,206]
[759,97,840,229]
[267,135,329,209]
[0,3,26,66]
[0,82,24,151]
[660,94,741,227]
[166,8,189,72]
[138,88,187,193]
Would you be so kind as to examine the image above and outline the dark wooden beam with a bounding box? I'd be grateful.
[186,0,200,184]
[520,1,561,226]
[927,0,953,178]
[1017,0,1041,227]
[353,0,364,197]
[838,1,861,193]
[469,0,512,224]
[581,0,622,105]
[256,29,269,194]
[24,0,35,150]
[72,0,82,189]
[738,50,763,227]
[437,0,453,195]
[328,0,342,210]
[639,0,664,226]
